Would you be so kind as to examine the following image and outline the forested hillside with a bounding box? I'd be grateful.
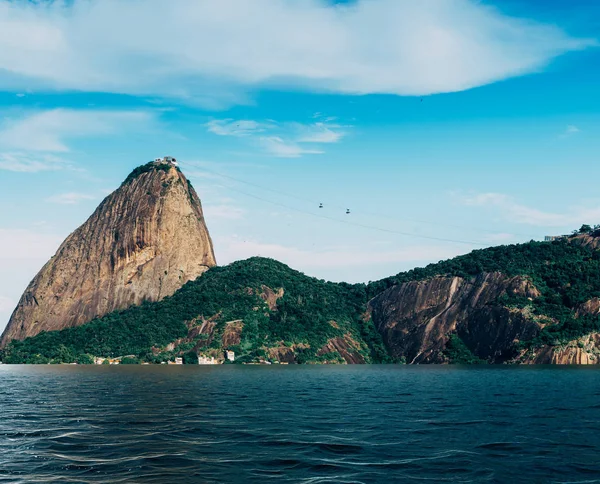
[5,228,600,364]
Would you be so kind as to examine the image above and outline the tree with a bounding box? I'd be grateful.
[580,224,592,234]
[182,350,198,364]
[76,354,94,365]
[121,356,140,364]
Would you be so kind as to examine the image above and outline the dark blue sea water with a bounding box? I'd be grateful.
[1,365,600,483]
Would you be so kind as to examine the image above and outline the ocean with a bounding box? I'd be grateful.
[1,365,599,483]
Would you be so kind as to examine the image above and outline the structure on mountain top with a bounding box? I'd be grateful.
[154,156,178,167]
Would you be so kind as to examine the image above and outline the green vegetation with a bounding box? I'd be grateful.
[371,237,600,354]
[4,258,389,365]
[121,161,177,187]
[443,335,485,364]
[5,231,600,364]
[120,356,140,365]
[182,351,198,365]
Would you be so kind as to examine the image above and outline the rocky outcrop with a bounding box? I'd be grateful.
[1,163,216,347]
[221,320,243,347]
[369,273,541,363]
[317,333,366,364]
[267,346,297,363]
[575,298,600,318]
[519,333,600,364]
[570,233,600,250]
[259,285,284,311]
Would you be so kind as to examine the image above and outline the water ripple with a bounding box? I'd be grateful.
[1,365,600,483]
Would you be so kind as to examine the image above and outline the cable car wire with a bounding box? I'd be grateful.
[215,183,491,247]
[179,161,539,240]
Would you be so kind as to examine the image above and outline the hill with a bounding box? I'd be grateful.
[1,257,389,364]
[5,228,600,364]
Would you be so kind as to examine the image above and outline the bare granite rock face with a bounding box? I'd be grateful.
[317,333,366,364]
[1,164,216,347]
[519,333,600,364]
[368,272,541,363]
[575,298,600,318]
[570,233,600,250]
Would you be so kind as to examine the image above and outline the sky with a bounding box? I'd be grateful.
[0,0,599,332]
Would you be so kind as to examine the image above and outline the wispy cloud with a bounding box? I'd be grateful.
[259,136,324,158]
[0,0,594,106]
[0,228,63,260]
[0,296,14,313]
[0,108,159,172]
[295,122,346,144]
[0,228,66,332]
[0,109,156,152]
[482,232,517,243]
[45,192,96,205]
[204,204,246,220]
[458,192,600,227]
[205,117,347,157]
[559,124,581,138]
[214,236,464,280]
[0,152,68,172]
[206,119,272,137]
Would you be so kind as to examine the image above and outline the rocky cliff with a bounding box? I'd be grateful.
[369,273,542,363]
[1,162,216,347]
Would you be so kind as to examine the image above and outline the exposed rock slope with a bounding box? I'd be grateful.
[1,163,216,347]
[518,333,600,364]
[369,273,541,363]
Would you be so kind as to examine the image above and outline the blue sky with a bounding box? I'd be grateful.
[0,0,599,331]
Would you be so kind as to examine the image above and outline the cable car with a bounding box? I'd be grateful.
[319,203,323,208]
[346,209,350,214]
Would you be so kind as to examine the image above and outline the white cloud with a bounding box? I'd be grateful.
[206,119,271,137]
[0,295,15,333]
[0,0,593,105]
[0,108,155,152]
[458,192,600,227]
[482,232,517,243]
[0,296,14,314]
[214,236,465,281]
[0,108,159,173]
[295,122,346,143]
[259,136,324,158]
[0,228,66,333]
[204,204,246,220]
[46,192,96,205]
[0,152,68,172]
[559,124,581,138]
[205,118,346,157]
[461,192,510,207]
[0,228,63,260]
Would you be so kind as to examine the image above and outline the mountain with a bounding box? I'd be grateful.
[5,228,600,365]
[0,161,216,348]
[4,160,600,364]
